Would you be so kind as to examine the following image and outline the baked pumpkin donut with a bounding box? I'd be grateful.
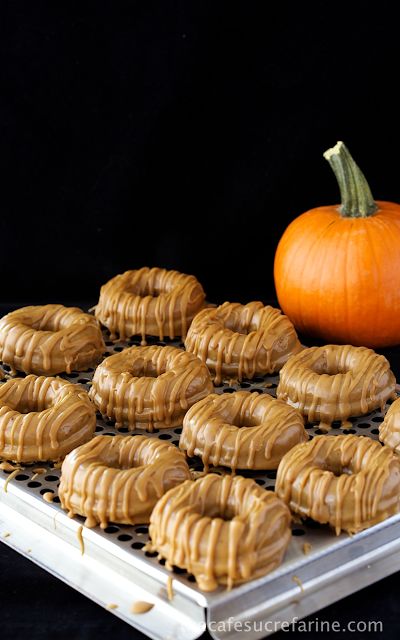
[95,267,205,342]
[277,345,396,431]
[180,390,308,471]
[89,345,213,431]
[379,397,400,452]
[184,301,302,385]
[0,375,96,462]
[275,434,400,535]
[0,304,105,376]
[149,473,291,591]
[59,434,191,528]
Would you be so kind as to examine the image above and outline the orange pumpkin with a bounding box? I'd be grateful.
[274,142,400,347]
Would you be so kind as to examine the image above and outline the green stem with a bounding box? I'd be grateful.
[323,141,377,217]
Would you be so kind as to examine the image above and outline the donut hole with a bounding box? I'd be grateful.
[4,390,56,414]
[223,315,259,336]
[311,353,350,376]
[125,281,166,298]
[128,358,165,378]
[201,501,236,521]
[317,451,353,476]
[28,314,69,332]
[1,378,72,415]
[100,438,166,471]
[322,462,353,477]
[231,414,260,429]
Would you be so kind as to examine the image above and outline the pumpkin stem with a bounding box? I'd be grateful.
[323,141,377,217]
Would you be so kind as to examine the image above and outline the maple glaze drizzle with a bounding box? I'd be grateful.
[180,390,308,471]
[59,435,191,528]
[275,434,400,535]
[0,375,96,463]
[184,302,302,385]
[0,304,105,375]
[148,474,291,591]
[95,267,205,342]
[277,345,396,431]
[89,345,213,431]
[380,396,400,452]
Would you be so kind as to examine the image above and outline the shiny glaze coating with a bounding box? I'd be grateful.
[149,473,291,591]
[0,375,96,462]
[89,345,213,431]
[0,304,105,375]
[180,391,308,471]
[185,301,302,385]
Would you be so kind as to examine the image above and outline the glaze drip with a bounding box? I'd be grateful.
[0,375,96,462]
[89,345,213,430]
[148,473,291,591]
[95,267,205,342]
[184,302,302,384]
[275,434,400,534]
[0,305,105,375]
[379,397,400,452]
[277,345,396,431]
[59,435,191,528]
[180,390,308,471]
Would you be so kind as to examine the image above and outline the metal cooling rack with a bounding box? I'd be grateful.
[1,330,400,640]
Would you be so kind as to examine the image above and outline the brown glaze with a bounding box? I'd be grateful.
[59,435,191,528]
[277,345,396,431]
[89,345,213,431]
[77,525,84,555]
[184,302,302,385]
[275,434,400,534]
[95,267,205,342]
[0,305,105,376]
[380,397,400,452]
[131,601,154,614]
[148,473,291,591]
[180,391,308,471]
[0,375,96,463]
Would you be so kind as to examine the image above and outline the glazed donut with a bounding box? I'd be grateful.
[277,345,396,431]
[0,304,105,376]
[149,473,291,591]
[184,301,302,385]
[89,345,213,431]
[275,434,400,535]
[0,375,96,462]
[59,434,191,528]
[379,397,400,452]
[95,267,205,342]
[179,390,308,471]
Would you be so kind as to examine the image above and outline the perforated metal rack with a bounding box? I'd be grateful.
[1,331,400,640]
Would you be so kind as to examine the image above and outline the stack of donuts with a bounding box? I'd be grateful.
[1,265,400,593]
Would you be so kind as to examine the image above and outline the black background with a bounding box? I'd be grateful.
[2,2,400,639]
[2,1,400,305]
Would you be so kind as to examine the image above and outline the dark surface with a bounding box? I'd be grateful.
[1,1,400,304]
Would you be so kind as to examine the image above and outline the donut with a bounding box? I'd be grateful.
[95,267,205,342]
[184,301,302,385]
[89,345,213,431]
[0,375,96,462]
[275,434,400,535]
[148,473,291,591]
[379,397,400,452]
[59,434,191,528]
[277,345,396,431]
[0,304,105,376]
[179,390,308,471]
